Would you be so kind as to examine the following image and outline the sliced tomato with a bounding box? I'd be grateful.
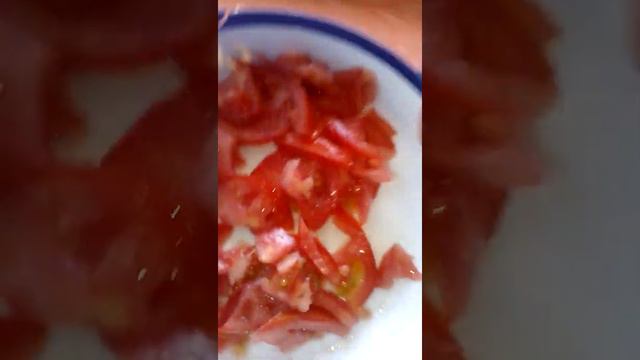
[286,82,313,135]
[340,178,379,224]
[378,244,422,289]
[255,228,296,264]
[280,158,314,200]
[260,251,319,313]
[219,282,286,335]
[331,209,379,309]
[359,109,396,154]
[227,111,290,145]
[218,121,239,179]
[279,158,350,229]
[218,65,262,125]
[220,245,256,285]
[260,277,313,313]
[298,220,343,286]
[218,175,292,232]
[280,133,353,167]
[251,151,290,180]
[218,223,233,247]
[312,68,376,119]
[312,290,358,328]
[274,52,333,87]
[350,158,393,184]
[252,309,348,352]
[325,119,383,159]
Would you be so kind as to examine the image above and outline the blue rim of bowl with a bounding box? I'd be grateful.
[218,10,422,93]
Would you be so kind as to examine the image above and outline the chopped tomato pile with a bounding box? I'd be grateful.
[217,54,422,352]
[424,0,557,358]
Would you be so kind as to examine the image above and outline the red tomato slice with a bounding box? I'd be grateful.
[312,290,358,328]
[280,158,350,229]
[260,277,313,313]
[218,121,239,179]
[218,175,292,232]
[219,282,286,336]
[280,158,314,201]
[255,228,296,264]
[261,252,320,313]
[325,119,383,159]
[312,68,376,119]
[274,52,333,87]
[377,244,422,289]
[298,220,343,286]
[252,309,348,352]
[340,178,379,224]
[218,65,262,125]
[359,109,396,155]
[220,245,257,285]
[286,82,313,135]
[251,151,290,180]
[331,209,379,309]
[280,133,353,167]
[227,112,290,145]
[351,159,393,184]
[218,223,233,247]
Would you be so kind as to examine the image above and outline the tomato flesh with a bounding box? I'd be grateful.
[217,54,420,352]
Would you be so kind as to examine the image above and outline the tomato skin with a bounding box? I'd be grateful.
[215,53,426,353]
[274,52,334,87]
[331,209,379,309]
[325,119,382,160]
[219,282,286,336]
[312,68,377,119]
[218,175,292,232]
[287,81,313,136]
[280,133,353,167]
[218,65,263,125]
[297,220,343,286]
[312,290,358,328]
[377,244,422,289]
[218,122,239,179]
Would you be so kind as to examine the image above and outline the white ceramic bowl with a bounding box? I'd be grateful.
[219,10,423,360]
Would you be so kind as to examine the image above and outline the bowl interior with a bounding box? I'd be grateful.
[219,12,423,360]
